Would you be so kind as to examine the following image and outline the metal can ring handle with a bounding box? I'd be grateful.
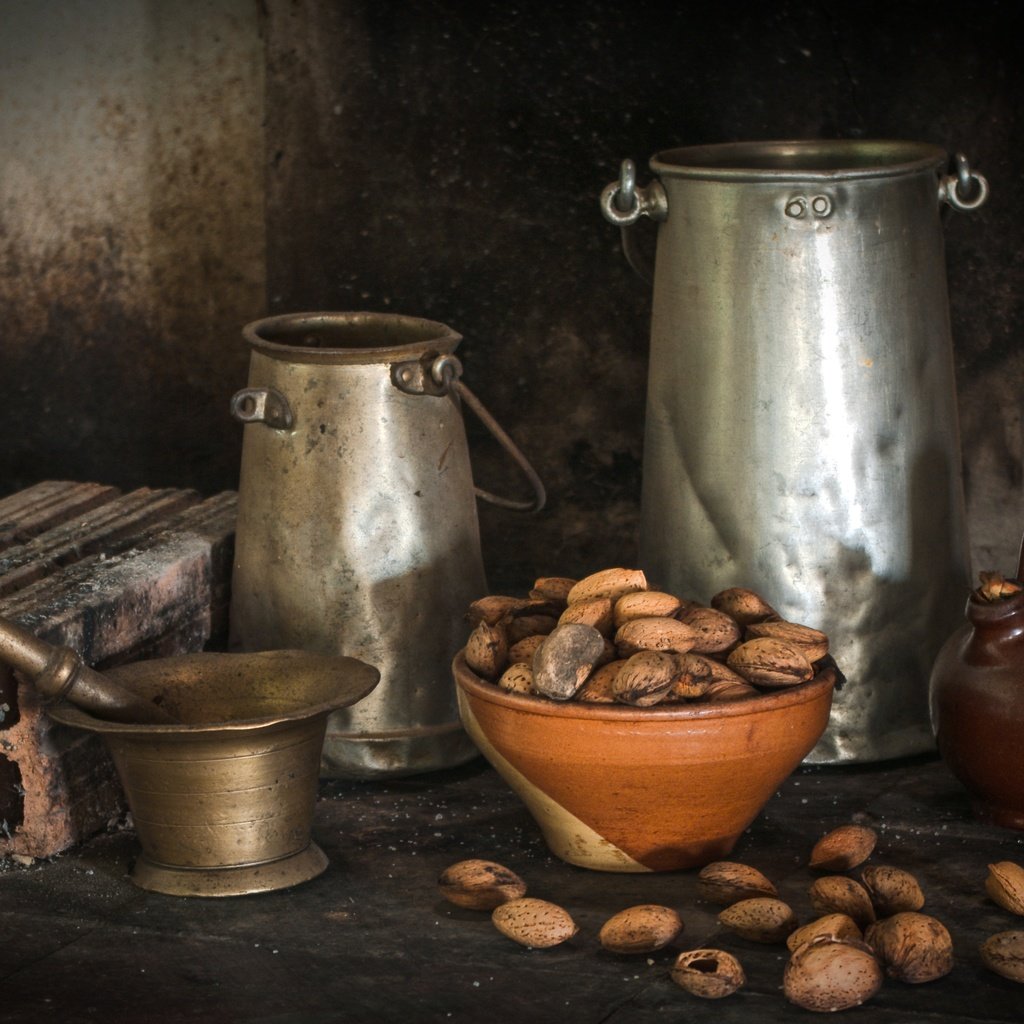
[600,159,667,286]
[939,152,989,212]
[431,355,546,513]
[230,387,295,430]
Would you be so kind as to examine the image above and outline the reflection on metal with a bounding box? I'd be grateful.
[602,140,988,764]
[229,312,543,778]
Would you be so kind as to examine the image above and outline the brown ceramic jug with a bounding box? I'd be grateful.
[929,542,1024,830]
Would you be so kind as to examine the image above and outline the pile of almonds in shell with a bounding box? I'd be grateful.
[436,825,1024,1011]
[463,567,834,706]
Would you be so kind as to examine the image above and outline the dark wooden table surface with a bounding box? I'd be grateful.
[1,751,1022,1023]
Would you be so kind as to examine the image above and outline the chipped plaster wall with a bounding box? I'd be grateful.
[0,0,264,496]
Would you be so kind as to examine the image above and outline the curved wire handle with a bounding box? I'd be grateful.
[432,355,546,513]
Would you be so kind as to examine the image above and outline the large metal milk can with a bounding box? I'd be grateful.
[600,139,989,763]
[228,312,544,779]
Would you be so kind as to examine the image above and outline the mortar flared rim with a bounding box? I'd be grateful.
[45,649,380,735]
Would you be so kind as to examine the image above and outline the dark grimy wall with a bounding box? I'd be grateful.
[2,0,1021,594]
[261,0,1023,591]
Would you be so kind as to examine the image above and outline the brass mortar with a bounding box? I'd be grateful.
[46,649,380,897]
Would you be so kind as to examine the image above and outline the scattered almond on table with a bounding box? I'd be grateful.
[435,847,1024,1012]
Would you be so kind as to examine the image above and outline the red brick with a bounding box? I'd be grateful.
[0,485,236,860]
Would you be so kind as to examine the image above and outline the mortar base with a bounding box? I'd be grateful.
[130,843,329,897]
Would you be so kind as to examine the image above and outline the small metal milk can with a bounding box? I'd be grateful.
[601,139,989,764]
[229,312,544,779]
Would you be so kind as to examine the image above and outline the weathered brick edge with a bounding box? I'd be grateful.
[0,491,237,860]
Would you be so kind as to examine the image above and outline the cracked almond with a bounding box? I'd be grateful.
[671,949,745,999]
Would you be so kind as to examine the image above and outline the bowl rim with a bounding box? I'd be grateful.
[453,649,838,721]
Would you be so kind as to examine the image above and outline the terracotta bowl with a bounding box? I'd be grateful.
[454,650,838,872]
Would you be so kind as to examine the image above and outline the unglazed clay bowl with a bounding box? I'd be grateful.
[454,650,838,872]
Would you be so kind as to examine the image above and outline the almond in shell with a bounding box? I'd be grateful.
[787,913,863,952]
[670,949,745,999]
[529,576,577,604]
[980,930,1024,983]
[598,904,683,953]
[861,865,925,916]
[986,861,1024,916]
[506,613,559,645]
[613,589,682,628]
[612,650,678,707]
[467,595,527,626]
[703,679,759,702]
[676,605,742,655]
[865,911,953,983]
[806,872,872,929]
[507,634,546,663]
[614,616,697,657]
[465,620,508,680]
[667,654,747,701]
[438,858,527,910]
[697,861,777,906]
[492,897,578,948]
[726,637,814,688]
[718,896,798,944]
[808,876,876,929]
[558,596,614,634]
[783,936,884,1012]
[566,567,648,606]
[497,662,534,695]
[709,586,778,625]
[809,824,878,871]
[576,660,625,703]
[745,619,829,662]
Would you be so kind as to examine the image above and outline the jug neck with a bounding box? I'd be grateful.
[965,588,1024,641]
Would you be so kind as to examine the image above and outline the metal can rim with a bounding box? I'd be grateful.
[650,139,946,183]
[241,311,462,366]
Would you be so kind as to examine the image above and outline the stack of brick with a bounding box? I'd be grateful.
[0,481,236,860]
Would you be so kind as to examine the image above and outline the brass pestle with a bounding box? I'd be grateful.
[0,614,179,724]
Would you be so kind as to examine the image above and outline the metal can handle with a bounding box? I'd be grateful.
[600,159,667,285]
[431,355,546,513]
[230,387,295,430]
[938,152,989,212]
